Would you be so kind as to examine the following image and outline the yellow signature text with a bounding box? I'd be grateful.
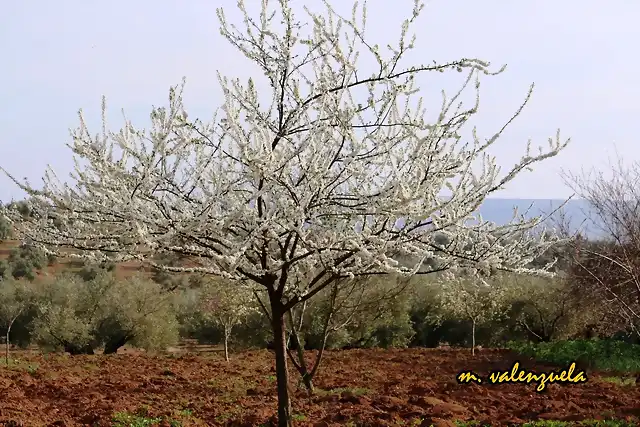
[457,361,588,392]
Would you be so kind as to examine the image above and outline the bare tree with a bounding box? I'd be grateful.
[1,1,569,425]
[563,156,640,337]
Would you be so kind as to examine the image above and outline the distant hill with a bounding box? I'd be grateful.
[477,198,602,238]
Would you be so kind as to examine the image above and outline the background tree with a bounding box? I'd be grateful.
[0,206,12,241]
[563,156,640,337]
[331,278,415,349]
[176,288,273,350]
[1,1,569,425]
[98,275,179,354]
[0,279,35,364]
[198,278,256,361]
[75,260,116,282]
[407,278,450,347]
[505,274,573,342]
[34,273,99,354]
[439,272,509,355]
[33,272,178,354]
[0,244,47,281]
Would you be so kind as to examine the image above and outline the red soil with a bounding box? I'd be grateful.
[0,347,639,426]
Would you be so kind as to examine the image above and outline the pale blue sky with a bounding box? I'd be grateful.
[1,0,637,202]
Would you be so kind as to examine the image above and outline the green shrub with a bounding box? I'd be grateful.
[0,279,38,361]
[46,253,57,266]
[33,273,100,353]
[503,275,575,342]
[409,279,452,347]
[33,272,179,354]
[0,214,12,241]
[1,245,48,281]
[9,258,36,281]
[0,260,12,280]
[0,305,37,348]
[231,310,272,348]
[98,275,179,353]
[8,245,46,270]
[367,309,415,348]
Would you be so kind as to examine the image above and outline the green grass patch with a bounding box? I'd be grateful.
[111,410,184,427]
[111,411,163,427]
[177,408,193,417]
[83,363,99,372]
[506,339,640,373]
[316,386,370,396]
[599,376,636,387]
[214,406,243,424]
[1,358,39,375]
[391,418,425,426]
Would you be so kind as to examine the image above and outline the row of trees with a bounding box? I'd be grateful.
[0,268,177,357]
[0,246,621,361]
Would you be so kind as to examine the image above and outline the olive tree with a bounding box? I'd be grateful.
[0,213,12,241]
[506,274,573,342]
[2,0,569,424]
[33,273,98,354]
[0,279,35,364]
[33,272,178,354]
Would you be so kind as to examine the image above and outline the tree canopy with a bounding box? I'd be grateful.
[0,1,569,425]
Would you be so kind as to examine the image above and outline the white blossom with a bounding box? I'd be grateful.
[1,0,568,308]
[1,2,572,423]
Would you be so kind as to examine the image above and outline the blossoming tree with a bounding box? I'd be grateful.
[198,278,256,362]
[1,0,569,424]
[439,273,509,355]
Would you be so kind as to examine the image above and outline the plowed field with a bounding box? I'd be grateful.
[1,347,639,426]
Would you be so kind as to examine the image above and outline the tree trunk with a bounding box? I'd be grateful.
[5,328,10,365]
[4,332,8,366]
[286,306,330,396]
[223,325,230,362]
[64,342,95,355]
[6,311,22,365]
[103,335,130,355]
[289,326,315,394]
[270,300,292,427]
[471,319,476,356]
